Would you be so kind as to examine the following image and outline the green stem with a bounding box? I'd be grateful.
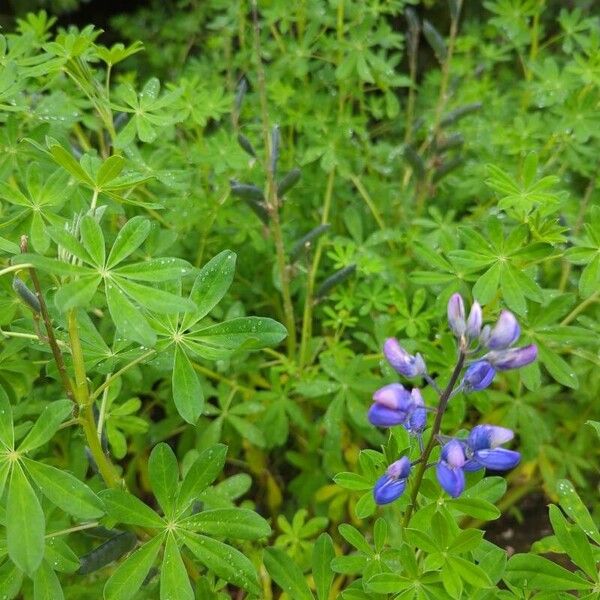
[251,0,297,359]
[402,351,466,527]
[91,349,156,400]
[560,290,600,326]
[298,169,335,369]
[67,309,122,489]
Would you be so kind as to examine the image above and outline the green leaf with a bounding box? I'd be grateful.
[106,216,151,268]
[160,533,193,600]
[116,278,195,313]
[556,479,600,544]
[448,555,492,587]
[97,155,125,187]
[473,263,501,304]
[24,458,104,519]
[263,547,315,600]
[0,385,14,450]
[182,250,236,329]
[313,533,335,600]
[148,443,179,518]
[99,489,165,528]
[182,508,271,540]
[177,444,227,512]
[448,497,500,520]
[403,528,440,553]
[54,276,101,311]
[333,472,371,491]
[338,524,372,555]
[105,282,156,347]
[579,254,600,298]
[505,554,591,591]
[548,504,597,579]
[18,400,72,453]
[192,317,287,351]
[182,531,261,595]
[49,144,94,186]
[448,529,484,554]
[7,464,45,576]
[33,560,64,600]
[80,216,106,267]
[0,559,23,598]
[114,258,194,282]
[172,346,203,424]
[538,345,578,389]
[586,420,600,439]
[365,573,412,594]
[104,535,164,600]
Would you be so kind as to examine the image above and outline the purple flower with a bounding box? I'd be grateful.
[373,457,411,505]
[463,425,521,472]
[466,301,482,340]
[383,338,426,377]
[487,310,520,350]
[369,384,413,427]
[486,344,538,371]
[447,293,466,337]
[436,440,467,498]
[368,385,428,432]
[462,360,496,391]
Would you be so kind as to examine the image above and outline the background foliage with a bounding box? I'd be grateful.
[0,0,599,598]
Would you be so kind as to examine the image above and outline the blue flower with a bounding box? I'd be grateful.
[466,301,482,340]
[368,385,428,432]
[368,383,413,427]
[383,338,426,377]
[373,457,411,505]
[485,310,520,350]
[436,440,466,498]
[486,344,538,371]
[462,360,496,391]
[463,425,521,472]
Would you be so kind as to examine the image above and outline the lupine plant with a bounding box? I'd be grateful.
[1,1,600,599]
[369,294,536,511]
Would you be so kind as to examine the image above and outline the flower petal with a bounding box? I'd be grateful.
[373,474,407,505]
[368,404,408,427]
[436,463,465,498]
[373,383,412,410]
[474,448,520,471]
[487,310,520,350]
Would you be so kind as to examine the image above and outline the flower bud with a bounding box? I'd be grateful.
[462,360,495,391]
[372,383,412,411]
[373,457,411,505]
[383,338,426,377]
[466,301,482,340]
[468,425,514,451]
[487,310,520,350]
[487,344,537,371]
[436,440,466,498]
[406,388,427,433]
[368,404,410,428]
[447,293,466,337]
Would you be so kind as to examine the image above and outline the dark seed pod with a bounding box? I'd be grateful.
[316,264,357,300]
[234,77,248,115]
[270,124,280,177]
[237,133,256,158]
[12,276,41,313]
[423,20,447,62]
[435,132,464,153]
[405,7,420,35]
[78,531,137,574]
[230,180,264,202]
[142,567,159,586]
[277,168,301,197]
[85,447,99,474]
[403,145,426,179]
[433,156,463,182]
[291,224,330,261]
[191,500,203,515]
[441,102,482,126]
[243,198,270,224]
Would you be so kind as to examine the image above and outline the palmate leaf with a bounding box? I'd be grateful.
[17,399,72,453]
[99,489,165,529]
[172,345,204,425]
[181,508,271,540]
[264,547,315,600]
[33,560,65,600]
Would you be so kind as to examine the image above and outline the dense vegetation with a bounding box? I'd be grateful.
[0,0,599,598]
